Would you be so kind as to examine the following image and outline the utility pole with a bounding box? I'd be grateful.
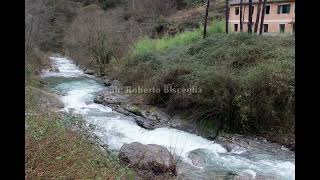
[203,0,211,38]
[240,0,243,32]
[248,0,253,33]
[225,0,229,34]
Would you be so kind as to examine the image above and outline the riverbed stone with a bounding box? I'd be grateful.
[111,80,121,87]
[104,80,112,86]
[49,67,59,72]
[84,69,95,75]
[121,104,170,129]
[119,142,177,177]
[187,149,209,167]
[94,88,128,105]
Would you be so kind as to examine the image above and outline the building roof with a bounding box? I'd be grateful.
[229,0,294,6]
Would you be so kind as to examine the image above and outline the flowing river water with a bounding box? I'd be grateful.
[41,55,295,180]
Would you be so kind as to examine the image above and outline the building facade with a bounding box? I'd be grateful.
[229,0,295,34]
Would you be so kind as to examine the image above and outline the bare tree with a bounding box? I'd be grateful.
[25,0,56,69]
[259,0,268,35]
[203,0,211,38]
[248,0,253,33]
[87,32,112,75]
[225,0,229,34]
[240,0,243,32]
[25,16,35,59]
[254,0,262,33]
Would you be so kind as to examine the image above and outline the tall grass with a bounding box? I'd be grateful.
[208,20,225,33]
[132,29,202,56]
[131,20,225,56]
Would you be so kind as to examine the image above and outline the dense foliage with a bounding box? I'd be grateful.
[114,32,295,142]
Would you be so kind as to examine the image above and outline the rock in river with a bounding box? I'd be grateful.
[104,80,112,86]
[119,142,177,177]
[84,69,95,75]
[49,67,59,72]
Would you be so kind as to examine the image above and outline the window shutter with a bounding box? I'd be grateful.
[277,5,281,14]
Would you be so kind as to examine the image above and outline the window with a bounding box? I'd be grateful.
[235,7,240,15]
[277,4,291,14]
[279,24,285,33]
[263,24,269,33]
[282,4,291,13]
[265,5,270,14]
[234,24,239,32]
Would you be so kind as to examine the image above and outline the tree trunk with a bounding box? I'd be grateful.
[203,0,210,38]
[225,0,229,34]
[240,0,243,32]
[248,0,253,33]
[259,0,268,35]
[254,0,263,33]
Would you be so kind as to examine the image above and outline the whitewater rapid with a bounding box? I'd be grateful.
[42,56,295,180]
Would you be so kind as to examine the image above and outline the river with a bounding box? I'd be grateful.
[41,55,295,180]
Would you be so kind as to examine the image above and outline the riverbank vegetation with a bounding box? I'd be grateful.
[110,32,295,148]
[26,82,135,179]
[25,32,135,178]
[60,0,295,148]
[25,0,136,178]
[25,39,135,178]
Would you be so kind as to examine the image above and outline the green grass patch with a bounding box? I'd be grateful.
[131,20,225,57]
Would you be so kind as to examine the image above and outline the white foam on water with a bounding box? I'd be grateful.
[41,57,84,78]
[86,116,227,158]
[43,55,295,180]
[212,153,295,180]
[240,169,256,178]
[230,146,247,154]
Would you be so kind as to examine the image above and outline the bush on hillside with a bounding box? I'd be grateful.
[114,33,295,139]
[64,5,131,72]
[98,0,125,10]
[183,0,206,7]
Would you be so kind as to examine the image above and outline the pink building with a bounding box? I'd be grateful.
[229,0,295,34]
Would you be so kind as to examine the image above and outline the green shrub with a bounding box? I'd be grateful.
[130,20,226,57]
[116,32,295,139]
[98,0,124,10]
[208,20,225,33]
[183,0,206,7]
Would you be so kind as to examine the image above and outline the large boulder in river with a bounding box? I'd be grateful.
[49,67,59,72]
[84,69,95,75]
[119,142,177,177]
[103,79,112,86]
[187,149,209,167]
[122,104,170,129]
[94,89,128,105]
